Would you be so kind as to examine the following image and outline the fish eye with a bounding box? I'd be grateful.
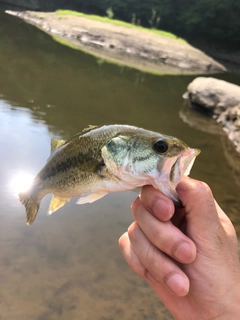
[153,140,169,154]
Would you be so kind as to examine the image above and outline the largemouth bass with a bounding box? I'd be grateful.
[18,124,200,225]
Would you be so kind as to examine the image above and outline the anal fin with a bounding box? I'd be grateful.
[48,195,71,215]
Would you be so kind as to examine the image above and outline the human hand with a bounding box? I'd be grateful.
[119,177,240,320]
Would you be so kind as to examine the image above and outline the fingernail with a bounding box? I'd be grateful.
[165,273,189,297]
[173,241,195,263]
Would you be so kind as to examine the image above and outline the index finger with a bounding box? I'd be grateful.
[139,185,175,222]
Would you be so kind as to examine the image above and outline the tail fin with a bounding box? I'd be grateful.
[18,191,40,225]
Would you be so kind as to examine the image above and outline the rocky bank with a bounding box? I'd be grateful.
[184,77,240,153]
[6,10,226,75]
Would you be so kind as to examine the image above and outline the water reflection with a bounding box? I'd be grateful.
[1,10,240,320]
[179,101,225,136]
[10,172,35,196]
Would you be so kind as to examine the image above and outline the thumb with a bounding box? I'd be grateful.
[176,177,239,275]
[176,177,222,240]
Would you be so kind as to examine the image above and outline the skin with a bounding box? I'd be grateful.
[119,177,240,320]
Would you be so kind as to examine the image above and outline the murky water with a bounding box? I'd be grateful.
[1,10,240,320]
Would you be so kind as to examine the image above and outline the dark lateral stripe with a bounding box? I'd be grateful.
[41,154,97,180]
[132,154,151,164]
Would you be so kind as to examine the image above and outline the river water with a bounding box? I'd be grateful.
[1,10,240,320]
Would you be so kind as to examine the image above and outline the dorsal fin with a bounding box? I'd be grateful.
[50,138,66,152]
[82,125,98,133]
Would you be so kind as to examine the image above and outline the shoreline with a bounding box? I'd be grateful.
[6,10,227,75]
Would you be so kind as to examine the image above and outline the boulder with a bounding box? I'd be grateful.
[184,77,240,153]
[186,77,240,115]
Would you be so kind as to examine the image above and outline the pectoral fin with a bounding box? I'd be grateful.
[48,195,71,215]
[76,192,108,205]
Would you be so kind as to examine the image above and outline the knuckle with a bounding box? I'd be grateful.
[151,227,163,244]
[131,198,141,219]
[145,243,159,268]
[127,222,140,242]
[118,233,127,250]
[195,180,212,196]
[184,179,213,200]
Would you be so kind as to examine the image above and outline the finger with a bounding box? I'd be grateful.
[176,177,232,251]
[177,177,221,230]
[139,185,175,221]
[214,200,239,252]
[119,230,188,297]
[132,198,196,264]
[128,222,190,297]
[118,231,146,278]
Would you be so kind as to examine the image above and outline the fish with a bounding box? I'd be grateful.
[18,124,200,225]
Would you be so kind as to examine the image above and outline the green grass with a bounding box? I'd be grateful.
[56,10,186,42]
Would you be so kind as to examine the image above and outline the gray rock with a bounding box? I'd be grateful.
[186,77,240,114]
[184,77,240,153]
[5,11,226,75]
[216,105,240,152]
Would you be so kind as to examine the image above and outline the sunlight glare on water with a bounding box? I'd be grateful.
[10,172,35,196]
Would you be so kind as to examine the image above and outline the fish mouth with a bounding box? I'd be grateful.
[170,148,200,183]
[181,148,200,176]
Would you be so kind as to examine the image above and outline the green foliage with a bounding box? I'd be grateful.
[176,0,240,48]
[148,8,160,29]
[131,13,136,25]
[106,7,114,19]
[60,0,240,50]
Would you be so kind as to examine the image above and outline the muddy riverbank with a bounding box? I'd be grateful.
[6,10,227,75]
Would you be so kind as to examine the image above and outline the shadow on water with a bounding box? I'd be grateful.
[1,10,240,320]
